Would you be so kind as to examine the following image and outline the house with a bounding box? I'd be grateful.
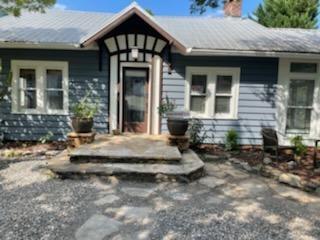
[0,1,320,146]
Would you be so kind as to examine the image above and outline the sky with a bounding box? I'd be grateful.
[54,0,263,17]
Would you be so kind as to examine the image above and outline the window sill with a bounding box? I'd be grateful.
[286,130,310,135]
[11,111,69,116]
[189,113,238,120]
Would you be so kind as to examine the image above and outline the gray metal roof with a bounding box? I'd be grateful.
[0,9,319,54]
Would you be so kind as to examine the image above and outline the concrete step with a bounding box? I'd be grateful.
[48,150,205,182]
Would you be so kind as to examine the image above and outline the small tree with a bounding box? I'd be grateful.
[290,136,308,163]
[0,0,56,17]
[190,0,220,14]
[255,0,319,29]
[189,118,207,148]
[0,72,12,103]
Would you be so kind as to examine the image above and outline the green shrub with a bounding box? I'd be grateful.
[72,92,100,118]
[39,131,54,144]
[225,129,239,151]
[290,136,307,157]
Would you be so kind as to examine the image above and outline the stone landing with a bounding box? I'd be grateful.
[48,134,205,182]
[70,134,181,164]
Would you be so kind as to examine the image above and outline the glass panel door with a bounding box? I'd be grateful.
[286,79,315,133]
[123,68,149,133]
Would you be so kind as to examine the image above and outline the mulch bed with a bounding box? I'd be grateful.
[269,149,320,183]
[197,144,320,191]
[0,141,67,159]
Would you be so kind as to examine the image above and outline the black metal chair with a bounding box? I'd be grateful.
[261,128,295,160]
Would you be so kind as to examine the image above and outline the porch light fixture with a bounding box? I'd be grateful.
[131,46,139,60]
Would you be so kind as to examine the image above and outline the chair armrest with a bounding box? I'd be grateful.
[278,146,296,150]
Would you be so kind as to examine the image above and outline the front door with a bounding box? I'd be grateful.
[123,68,149,133]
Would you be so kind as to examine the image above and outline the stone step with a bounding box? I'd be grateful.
[48,150,205,182]
[69,135,182,164]
[69,153,181,164]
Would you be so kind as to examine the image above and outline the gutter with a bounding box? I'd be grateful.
[0,42,99,50]
[186,48,320,59]
[0,41,319,59]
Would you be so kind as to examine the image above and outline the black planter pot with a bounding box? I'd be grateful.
[167,118,189,136]
[71,117,94,133]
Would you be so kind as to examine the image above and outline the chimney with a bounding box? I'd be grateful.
[224,0,242,17]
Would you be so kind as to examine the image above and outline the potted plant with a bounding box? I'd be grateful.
[71,93,100,133]
[158,96,189,136]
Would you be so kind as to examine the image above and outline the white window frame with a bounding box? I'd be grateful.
[11,60,69,115]
[185,67,240,119]
[277,59,320,145]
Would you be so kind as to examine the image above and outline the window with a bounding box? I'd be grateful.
[286,62,318,133]
[11,61,68,114]
[190,74,207,113]
[286,80,315,133]
[46,70,64,110]
[19,69,37,109]
[186,67,240,119]
[290,62,317,73]
[277,59,320,142]
[215,75,233,116]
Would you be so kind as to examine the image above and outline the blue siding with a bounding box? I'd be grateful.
[0,49,109,141]
[0,49,278,145]
[162,54,279,145]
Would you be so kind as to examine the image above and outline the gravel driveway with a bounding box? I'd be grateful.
[1,157,320,240]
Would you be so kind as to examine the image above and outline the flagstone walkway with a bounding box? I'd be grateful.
[1,157,320,240]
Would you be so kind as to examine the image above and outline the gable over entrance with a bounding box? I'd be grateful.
[103,14,169,62]
[81,2,187,54]
[84,3,185,135]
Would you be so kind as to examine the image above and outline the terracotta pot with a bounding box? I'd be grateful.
[167,118,189,136]
[71,117,93,133]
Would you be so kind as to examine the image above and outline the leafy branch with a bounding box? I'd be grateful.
[0,0,56,17]
[158,96,176,117]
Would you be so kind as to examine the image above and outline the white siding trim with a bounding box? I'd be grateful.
[152,55,162,134]
[185,66,240,120]
[11,60,69,115]
[105,37,118,53]
[110,58,160,135]
[109,55,118,131]
[119,62,152,134]
[116,35,127,50]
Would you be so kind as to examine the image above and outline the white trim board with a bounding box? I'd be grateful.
[11,60,69,115]
[0,42,99,50]
[185,66,240,120]
[119,62,152,134]
[81,2,187,53]
[109,57,161,135]
[170,47,320,59]
[276,58,320,146]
